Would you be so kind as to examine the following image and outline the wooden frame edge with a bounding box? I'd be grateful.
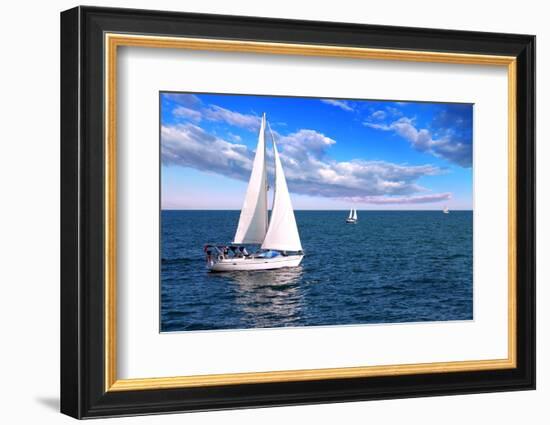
[108,358,516,391]
[105,32,118,390]
[104,33,518,392]
[507,59,518,369]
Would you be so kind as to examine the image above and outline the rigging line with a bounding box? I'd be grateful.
[262,114,269,236]
[266,119,278,215]
[266,119,277,148]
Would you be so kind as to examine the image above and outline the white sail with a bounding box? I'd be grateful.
[233,114,268,244]
[348,209,353,219]
[261,138,302,252]
[352,209,357,220]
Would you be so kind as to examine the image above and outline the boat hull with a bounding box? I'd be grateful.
[208,255,303,272]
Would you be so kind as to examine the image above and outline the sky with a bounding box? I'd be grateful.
[160,92,473,210]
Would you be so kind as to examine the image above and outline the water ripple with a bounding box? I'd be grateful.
[160,210,473,332]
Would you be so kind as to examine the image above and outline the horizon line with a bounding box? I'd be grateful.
[161,208,474,211]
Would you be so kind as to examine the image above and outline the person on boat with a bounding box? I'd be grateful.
[204,245,212,264]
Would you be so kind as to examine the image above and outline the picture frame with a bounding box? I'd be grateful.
[60,5,535,419]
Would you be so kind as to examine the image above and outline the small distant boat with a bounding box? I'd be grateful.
[443,206,450,214]
[204,113,304,272]
[346,208,358,224]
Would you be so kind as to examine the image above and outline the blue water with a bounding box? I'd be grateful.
[161,210,473,332]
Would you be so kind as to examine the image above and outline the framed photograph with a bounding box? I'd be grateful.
[60,6,535,419]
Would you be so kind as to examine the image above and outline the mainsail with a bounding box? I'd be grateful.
[348,209,353,219]
[261,135,302,252]
[352,209,357,220]
[233,114,268,244]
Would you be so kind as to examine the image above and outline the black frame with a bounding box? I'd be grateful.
[61,6,535,419]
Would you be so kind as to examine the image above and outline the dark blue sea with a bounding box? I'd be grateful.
[161,210,473,332]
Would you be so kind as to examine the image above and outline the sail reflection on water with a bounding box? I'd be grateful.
[226,266,305,328]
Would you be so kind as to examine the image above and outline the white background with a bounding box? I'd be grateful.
[118,48,508,378]
[0,0,546,424]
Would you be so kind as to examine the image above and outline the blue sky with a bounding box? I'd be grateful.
[161,92,473,210]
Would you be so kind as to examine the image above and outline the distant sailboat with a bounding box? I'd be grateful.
[443,206,450,214]
[204,113,304,272]
[346,208,358,224]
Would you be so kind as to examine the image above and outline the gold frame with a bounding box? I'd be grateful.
[104,33,517,392]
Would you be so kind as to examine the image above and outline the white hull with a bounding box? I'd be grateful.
[208,255,303,272]
[346,219,357,224]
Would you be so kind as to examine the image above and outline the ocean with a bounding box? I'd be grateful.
[161,210,473,332]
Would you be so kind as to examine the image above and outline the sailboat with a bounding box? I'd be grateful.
[346,208,358,224]
[443,206,450,214]
[204,113,304,272]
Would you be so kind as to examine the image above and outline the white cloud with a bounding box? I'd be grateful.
[163,93,201,107]
[203,105,261,131]
[161,124,253,181]
[363,122,390,131]
[320,99,354,112]
[229,133,242,142]
[162,123,449,205]
[364,116,471,167]
[165,94,262,131]
[173,106,202,122]
[371,110,387,120]
[276,129,336,160]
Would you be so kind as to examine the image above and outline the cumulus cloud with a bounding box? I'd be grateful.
[203,105,260,131]
[321,99,354,112]
[164,93,261,131]
[364,108,472,167]
[229,133,242,142]
[163,93,201,107]
[161,124,254,181]
[173,106,202,122]
[161,123,450,205]
[370,110,387,120]
[276,129,336,160]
